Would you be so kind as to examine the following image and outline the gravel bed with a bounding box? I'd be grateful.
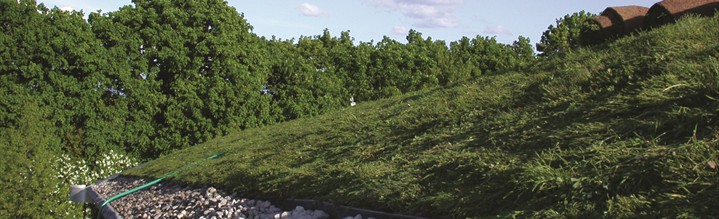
[92,176,372,219]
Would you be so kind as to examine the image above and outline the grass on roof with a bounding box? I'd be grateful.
[125,14,719,218]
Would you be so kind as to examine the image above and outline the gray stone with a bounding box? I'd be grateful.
[203,207,215,216]
[93,177,347,219]
[218,199,227,208]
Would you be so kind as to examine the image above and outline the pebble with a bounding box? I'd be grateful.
[93,177,332,219]
[203,207,215,215]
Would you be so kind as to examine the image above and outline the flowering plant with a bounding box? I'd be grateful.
[53,150,139,218]
[57,150,138,185]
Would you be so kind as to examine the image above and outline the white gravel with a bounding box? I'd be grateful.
[92,177,346,219]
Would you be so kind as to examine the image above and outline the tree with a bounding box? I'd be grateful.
[263,29,351,120]
[91,0,269,157]
[0,98,78,218]
[329,30,368,101]
[265,37,322,120]
[449,36,480,80]
[511,36,536,70]
[1,0,130,160]
[405,29,441,89]
[536,11,596,57]
[367,36,407,98]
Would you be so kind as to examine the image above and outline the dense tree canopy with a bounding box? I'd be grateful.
[1,0,540,159]
[89,0,271,157]
[1,1,105,217]
[536,11,596,57]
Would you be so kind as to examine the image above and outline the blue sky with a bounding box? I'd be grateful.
[38,0,659,45]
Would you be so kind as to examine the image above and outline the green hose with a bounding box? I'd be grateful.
[97,152,225,218]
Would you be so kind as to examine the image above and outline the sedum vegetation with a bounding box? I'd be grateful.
[126,14,719,218]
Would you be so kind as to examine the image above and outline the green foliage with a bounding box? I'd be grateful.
[537,10,596,57]
[264,30,348,121]
[126,14,719,218]
[6,0,718,217]
[0,92,139,218]
[448,35,535,82]
[4,0,537,160]
[0,0,133,161]
[1,0,539,215]
[512,35,537,69]
[0,100,78,218]
[90,0,270,157]
[0,100,140,218]
[262,28,535,120]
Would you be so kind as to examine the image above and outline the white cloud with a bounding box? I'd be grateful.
[397,0,463,6]
[392,25,410,36]
[59,6,75,12]
[39,0,94,12]
[483,25,513,36]
[299,3,324,17]
[416,16,458,28]
[369,0,463,28]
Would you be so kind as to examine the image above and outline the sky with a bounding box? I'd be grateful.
[38,0,660,45]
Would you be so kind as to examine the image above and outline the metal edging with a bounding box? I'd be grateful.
[86,161,151,219]
[86,185,123,219]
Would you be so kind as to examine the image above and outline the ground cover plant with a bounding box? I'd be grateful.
[125,14,719,218]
